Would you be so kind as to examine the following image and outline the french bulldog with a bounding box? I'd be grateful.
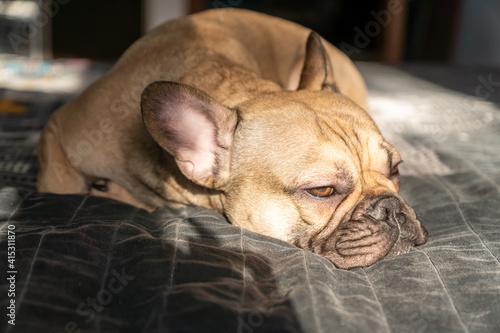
[37,8,428,269]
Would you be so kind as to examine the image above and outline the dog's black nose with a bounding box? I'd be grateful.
[367,196,401,222]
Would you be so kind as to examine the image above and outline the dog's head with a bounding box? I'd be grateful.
[140,33,428,269]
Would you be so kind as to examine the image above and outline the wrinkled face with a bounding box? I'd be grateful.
[224,90,428,269]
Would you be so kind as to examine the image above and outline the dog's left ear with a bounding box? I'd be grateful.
[298,31,338,91]
[141,81,238,189]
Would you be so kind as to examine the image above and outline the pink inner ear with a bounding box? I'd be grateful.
[162,104,218,183]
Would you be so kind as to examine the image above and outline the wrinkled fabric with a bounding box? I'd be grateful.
[1,63,499,332]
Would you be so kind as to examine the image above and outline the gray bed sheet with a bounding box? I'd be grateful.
[1,63,499,332]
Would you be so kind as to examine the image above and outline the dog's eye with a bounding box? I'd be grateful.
[390,162,402,176]
[306,186,336,198]
[91,179,109,192]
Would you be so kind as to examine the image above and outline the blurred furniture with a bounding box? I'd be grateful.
[0,0,51,58]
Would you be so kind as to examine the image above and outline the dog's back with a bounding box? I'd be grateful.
[98,8,366,107]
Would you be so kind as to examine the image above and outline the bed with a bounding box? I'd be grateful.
[1,60,499,332]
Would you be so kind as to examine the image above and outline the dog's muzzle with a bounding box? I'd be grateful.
[305,195,428,269]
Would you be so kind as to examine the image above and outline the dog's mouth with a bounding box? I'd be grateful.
[301,196,428,269]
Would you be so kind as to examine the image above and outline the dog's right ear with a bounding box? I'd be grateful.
[141,81,238,189]
[298,31,338,92]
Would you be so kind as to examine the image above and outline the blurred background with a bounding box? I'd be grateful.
[0,0,499,67]
[1,0,500,95]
